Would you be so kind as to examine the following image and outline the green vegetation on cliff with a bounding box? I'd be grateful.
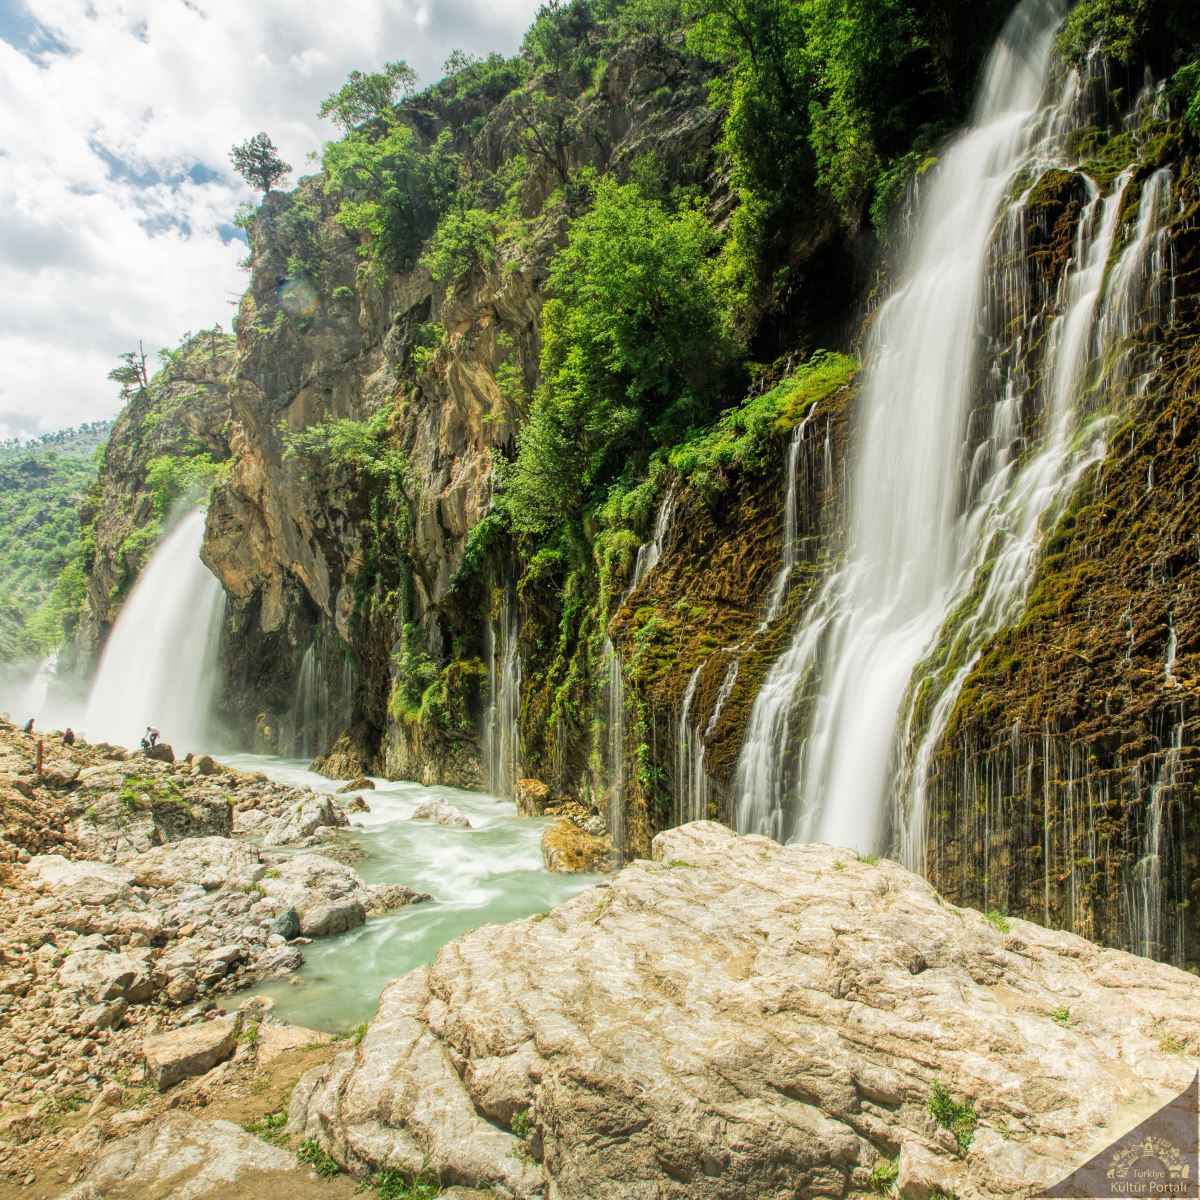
[0,428,108,660]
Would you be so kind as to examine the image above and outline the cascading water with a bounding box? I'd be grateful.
[734,0,1179,874]
[290,637,355,760]
[483,588,521,799]
[85,510,225,751]
[600,635,626,854]
[628,483,677,597]
[674,665,706,825]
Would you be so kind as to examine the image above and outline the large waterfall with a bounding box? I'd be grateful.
[735,0,1177,861]
[85,510,225,750]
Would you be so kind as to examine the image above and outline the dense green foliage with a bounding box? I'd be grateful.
[322,121,460,270]
[668,351,858,500]
[500,178,739,539]
[0,434,103,659]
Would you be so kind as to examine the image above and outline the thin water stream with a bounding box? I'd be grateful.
[225,755,597,1030]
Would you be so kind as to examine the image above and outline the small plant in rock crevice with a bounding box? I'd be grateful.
[869,1154,899,1195]
[984,910,1011,934]
[1050,1006,1071,1027]
[297,1137,341,1178]
[927,1079,978,1157]
[372,1166,441,1199]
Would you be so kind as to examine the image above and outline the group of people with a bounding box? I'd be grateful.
[18,717,160,749]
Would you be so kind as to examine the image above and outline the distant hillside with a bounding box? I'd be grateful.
[0,425,109,664]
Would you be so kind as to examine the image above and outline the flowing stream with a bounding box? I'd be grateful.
[84,510,225,751]
[226,757,596,1030]
[734,0,1177,866]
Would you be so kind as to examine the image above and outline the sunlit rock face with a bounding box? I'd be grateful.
[290,822,1200,1199]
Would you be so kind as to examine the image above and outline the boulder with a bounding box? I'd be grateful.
[262,793,349,846]
[26,855,136,906]
[540,817,609,872]
[291,823,1200,1199]
[258,854,371,937]
[59,1113,306,1199]
[59,948,153,1004]
[337,776,375,793]
[128,836,264,891]
[412,798,471,828]
[346,795,370,813]
[270,907,301,940]
[513,777,552,817]
[143,1018,238,1090]
[367,883,432,914]
[139,742,175,763]
[191,754,219,776]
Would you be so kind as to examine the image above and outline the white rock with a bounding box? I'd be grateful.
[59,949,153,1004]
[26,855,135,906]
[143,1019,238,1091]
[258,854,369,937]
[412,799,471,828]
[59,1113,301,1198]
[261,794,349,847]
[128,836,264,892]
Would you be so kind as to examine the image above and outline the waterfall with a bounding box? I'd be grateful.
[734,0,1178,861]
[16,651,59,718]
[483,589,521,799]
[601,636,626,854]
[674,665,706,826]
[628,484,677,597]
[760,418,807,626]
[85,510,225,751]
[290,636,355,761]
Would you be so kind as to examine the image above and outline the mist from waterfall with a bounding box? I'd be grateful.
[84,510,225,751]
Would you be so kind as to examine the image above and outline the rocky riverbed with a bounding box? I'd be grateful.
[0,721,425,1194]
[3,724,1199,1199]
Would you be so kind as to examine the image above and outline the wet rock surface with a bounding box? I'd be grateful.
[292,822,1200,1200]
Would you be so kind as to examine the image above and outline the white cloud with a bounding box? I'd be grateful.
[0,0,542,439]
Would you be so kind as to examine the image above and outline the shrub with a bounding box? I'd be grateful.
[927,1080,978,1157]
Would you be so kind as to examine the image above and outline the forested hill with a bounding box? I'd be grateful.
[0,424,110,665]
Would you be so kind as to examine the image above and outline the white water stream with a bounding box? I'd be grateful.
[734,0,1178,868]
[226,757,597,1030]
[84,510,225,752]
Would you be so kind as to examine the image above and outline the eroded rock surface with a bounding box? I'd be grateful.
[292,822,1200,1199]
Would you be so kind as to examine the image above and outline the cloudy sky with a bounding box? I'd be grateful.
[0,0,542,440]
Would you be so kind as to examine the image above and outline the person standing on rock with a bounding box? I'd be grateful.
[147,725,160,747]
[62,727,75,746]
[22,717,34,734]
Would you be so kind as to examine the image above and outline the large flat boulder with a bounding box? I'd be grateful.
[128,836,264,891]
[26,855,136,906]
[143,1018,237,1090]
[290,822,1200,1199]
[59,948,153,1004]
[59,1113,326,1199]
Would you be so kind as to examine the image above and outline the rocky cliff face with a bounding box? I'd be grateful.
[200,37,738,774]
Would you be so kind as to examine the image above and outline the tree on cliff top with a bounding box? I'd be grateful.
[229,132,291,195]
[319,61,418,130]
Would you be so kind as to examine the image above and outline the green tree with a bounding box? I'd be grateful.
[318,61,418,130]
[107,344,149,402]
[322,123,460,269]
[501,179,737,538]
[229,132,291,194]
